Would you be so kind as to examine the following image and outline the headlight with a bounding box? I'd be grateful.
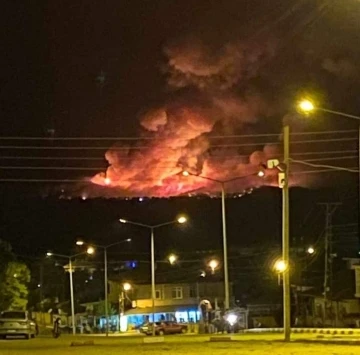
[226,314,237,326]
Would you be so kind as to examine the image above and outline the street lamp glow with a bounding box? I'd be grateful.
[182,170,190,177]
[86,246,95,255]
[209,259,219,273]
[168,254,177,265]
[298,99,315,113]
[46,252,53,257]
[177,216,187,224]
[126,238,131,242]
[274,259,287,273]
[119,219,127,224]
[307,246,315,255]
[76,240,84,246]
[123,282,132,291]
[258,170,265,177]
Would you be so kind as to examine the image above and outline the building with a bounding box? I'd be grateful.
[108,280,229,330]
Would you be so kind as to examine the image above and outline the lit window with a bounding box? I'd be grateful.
[155,290,162,299]
[172,287,183,299]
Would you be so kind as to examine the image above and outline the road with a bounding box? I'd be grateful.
[1,334,360,355]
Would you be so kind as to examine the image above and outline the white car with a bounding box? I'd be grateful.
[0,311,37,339]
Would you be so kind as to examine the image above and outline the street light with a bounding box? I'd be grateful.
[298,98,360,232]
[75,238,131,336]
[307,246,315,255]
[168,254,178,265]
[119,215,187,336]
[182,170,257,310]
[46,249,94,335]
[123,282,132,292]
[274,259,287,273]
[209,259,219,274]
[298,99,315,113]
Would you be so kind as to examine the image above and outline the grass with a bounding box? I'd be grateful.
[1,334,359,355]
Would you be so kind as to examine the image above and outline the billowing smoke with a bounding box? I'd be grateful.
[322,58,358,79]
[90,37,281,197]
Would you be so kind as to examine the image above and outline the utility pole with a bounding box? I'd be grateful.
[39,263,44,307]
[283,125,291,342]
[318,202,341,324]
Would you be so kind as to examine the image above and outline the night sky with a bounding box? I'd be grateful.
[1,1,360,264]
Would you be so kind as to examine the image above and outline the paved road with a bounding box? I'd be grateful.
[1,334,360,355]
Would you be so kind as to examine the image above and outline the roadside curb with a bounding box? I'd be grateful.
[294,339,360,346]
[246,328,360,336]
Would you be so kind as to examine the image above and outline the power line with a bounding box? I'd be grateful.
[290,159,359,173]
[0,136,357,151]
[0,129,356,141]
[1,155,358,171]
[0,150,358,162]
[293,168,358,175]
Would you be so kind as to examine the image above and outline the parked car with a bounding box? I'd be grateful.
[145,321,188,336]
[0,311,37,339]
[139,322,152,334]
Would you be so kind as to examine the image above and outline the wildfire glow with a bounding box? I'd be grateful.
[87,36,284,197]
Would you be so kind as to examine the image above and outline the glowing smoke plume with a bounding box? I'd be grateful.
[90,37,280,197]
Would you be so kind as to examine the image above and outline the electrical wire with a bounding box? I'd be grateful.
[0,136,357,151]
[0,129,356,141]
[290,159,359,173]
[0,150,358,162]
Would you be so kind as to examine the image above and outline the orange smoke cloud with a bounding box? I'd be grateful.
[89,36,281,197]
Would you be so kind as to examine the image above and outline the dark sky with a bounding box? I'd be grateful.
[1,1,360,260]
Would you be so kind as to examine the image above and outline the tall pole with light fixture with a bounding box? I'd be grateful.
[46,248,94,335]
[283,125,291,342]
[182,171,257,310]
[104,248,108,334]
[298,100,360,259]
[76,238,131,336]
[220,182,229,310]
[150,227,155,332]
[69,258,75,335]
[119,216,187,336]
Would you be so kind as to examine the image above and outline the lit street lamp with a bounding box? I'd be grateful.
[182,170,256,310]
[274,259,288,287]
[168,254,178,265]
[75,238,131,336]
[119,282,132,332]
[209,259,219,274]
[274,259,287,273]
[46,249,94,335]
[119,215,187,336]
[307,246,315,255]
[123,282,132,292]
[298,98,360,227]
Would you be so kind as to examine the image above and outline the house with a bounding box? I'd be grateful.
[108,280,230,330]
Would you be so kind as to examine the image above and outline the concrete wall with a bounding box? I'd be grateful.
[108,281,227,305]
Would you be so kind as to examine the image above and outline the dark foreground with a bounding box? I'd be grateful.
[1,334,359,355]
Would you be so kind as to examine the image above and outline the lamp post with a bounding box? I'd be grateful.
[298,100,360,265]
[46,248,94,335]
[283,125,291,341]
[119,215,187,336]
[76,238,131,336]
[119,282,132,332]
[182,171,256,310]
